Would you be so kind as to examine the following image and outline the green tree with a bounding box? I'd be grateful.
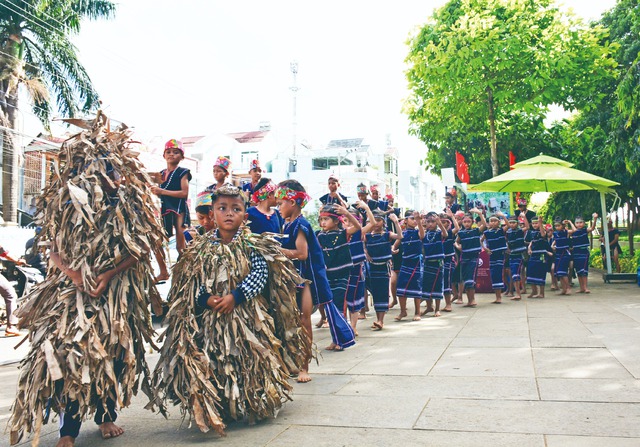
[405,0,617,180]
[0,0,114,224]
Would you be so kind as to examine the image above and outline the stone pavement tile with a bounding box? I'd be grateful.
[537,378,640,403]
[457,323,530,338]
[288,374,354,396]
[429,347,535,377]
[524,302,575,319]
[574,312,637,324]
[593,337,640,380]
[2,416,289,447]
[266,426,545,447]
[450,336,531,348]
[532,348,633,379]
[346,344,447,376]
[337,375,539,401]
[273,394,428,430]
[0,332,29,366]
[545,435,640,446]
[528,318,605,347]
[414,398,640,437]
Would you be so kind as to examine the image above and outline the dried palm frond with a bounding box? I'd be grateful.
[147,228,310,435]
[8,111,166,447]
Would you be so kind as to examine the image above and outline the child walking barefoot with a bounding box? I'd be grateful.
[456,209,486,307]
[278,180,355,381]
[150,139,191,254]
[568,213,598,293]
[552,218,572,295]
[441,208,460,312]
[422,213,448,316]
[365,210,402,330]
[506,215,530,300]
[482,212,508,304]
[526,216,552,298]
[395,210,425,321]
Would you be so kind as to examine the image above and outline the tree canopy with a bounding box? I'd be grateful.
[405,0,618,180]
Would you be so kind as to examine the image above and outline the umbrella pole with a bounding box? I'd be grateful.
[600,192,613,275]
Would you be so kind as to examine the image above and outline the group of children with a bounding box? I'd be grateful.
[13,133,604,447]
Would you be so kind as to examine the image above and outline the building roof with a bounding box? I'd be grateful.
[327,138,363,149]
[24,134,65,153]
[181,135,205,147]
[228,130,269,144]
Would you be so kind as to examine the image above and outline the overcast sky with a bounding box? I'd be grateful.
[21,0,617,170]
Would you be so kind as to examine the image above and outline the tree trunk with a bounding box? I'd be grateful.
[629,198,635,256]
[0,36,22,225]
[486,86,498,177]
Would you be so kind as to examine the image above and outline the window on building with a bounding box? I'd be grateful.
[312,157,353,170]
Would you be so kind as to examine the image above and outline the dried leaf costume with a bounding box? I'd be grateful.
[8,113,166,446]
[148,222,310,435]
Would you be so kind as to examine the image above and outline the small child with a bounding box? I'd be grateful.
[552,218,572,295]
[150,139,191,253]
[482,212,508,304]
[242,159,262,199]
[526,216,552,298]
[317,204,362,350]
[194,191,216,236]
[506,215,530,300]
[204,156,232,193]
[441,208,460,312]
[422,212,448,316]
[568,213,598,293]
[455,209,486,307]
[277,180,355,381]
[344,202,376,334]
[395,210,425,321]
[150,185,309,435]
[319,174,349,205]
[365,209,402,330]
[247,177,283,234]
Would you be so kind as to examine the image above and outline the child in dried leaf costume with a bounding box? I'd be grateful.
[148,184,310,436]
[8,113,166,447]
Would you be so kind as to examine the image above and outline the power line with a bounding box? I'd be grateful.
[1,0,63,37]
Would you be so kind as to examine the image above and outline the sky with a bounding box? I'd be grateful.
[22,0,618,170]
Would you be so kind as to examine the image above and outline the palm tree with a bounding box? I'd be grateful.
[0,0,115,224]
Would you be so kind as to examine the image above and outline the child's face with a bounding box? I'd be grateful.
[462,217,473,229]
[371,190,379,200]
[489,218,500,229]
[554,223,564,231]
[213,166,228,183]
[357,192,367,201]
[575,220,585,229]
[426,218,437,230]
[213,196,246,232]
[532,220,540,230]
[373,217,384,231]
[196,211,215,232]
[319,216,338,231]
[328,180,339,193]
[250,168,262,183]
[405,215,417,229]
[508,220,518,230]
[163,148,184,163]
[277,198,296,219]
[266,192,277,207]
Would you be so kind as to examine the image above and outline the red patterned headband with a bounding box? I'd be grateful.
[275,187,311,208]
[252,181,276,203]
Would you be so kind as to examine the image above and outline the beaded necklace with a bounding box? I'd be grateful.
[161,167,179,189]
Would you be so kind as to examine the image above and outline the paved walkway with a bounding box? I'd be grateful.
[2,272,640,446]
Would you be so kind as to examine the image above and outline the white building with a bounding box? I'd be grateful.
[398,165,445,213]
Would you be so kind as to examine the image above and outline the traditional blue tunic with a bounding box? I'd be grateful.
[527,230,550,286]
[553,230,571,278]
[346,230,366,312]
[458,228,481,289]
[365,232,392,313]
[571,228,590,277]
[443,231,457,294]
[318,229,353,314]
[159,166,192,236]
[282,216,355,349]
[247,207,283,235]
[397,228,423,299]
[507,227,526,281]
[484,228,507,290]
[422,230,445,299]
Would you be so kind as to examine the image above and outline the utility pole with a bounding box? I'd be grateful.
[290,61,299,161]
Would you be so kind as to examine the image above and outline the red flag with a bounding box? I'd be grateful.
[509,151,516,170]
[455,151,469,183]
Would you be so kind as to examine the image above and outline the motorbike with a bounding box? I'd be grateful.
[1,259,44,309]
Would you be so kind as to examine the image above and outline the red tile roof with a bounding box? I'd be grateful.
[227,130,269,144]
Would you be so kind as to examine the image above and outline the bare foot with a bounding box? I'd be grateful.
[325,343,337,351]
[463,303,477,308]
[371,321,383,331]
[584,289,590,294]
[505,293,514,297]
[154,271,170,284]
[56,436,75,447]
[297,370,312,383]
[492,300,502,304]
[99,422,124,440]
[421,307,434,316]
[395,311,408,321]
[454,298,463,304]
[560,291,572,296]
[511,296,521,301]
[527,293,536,298]
[315,319,326,328]
[413,314,422,321]
[389,300,398,309]
[434,311,441,317]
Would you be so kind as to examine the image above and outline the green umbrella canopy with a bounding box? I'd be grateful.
[468,155,619,193]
